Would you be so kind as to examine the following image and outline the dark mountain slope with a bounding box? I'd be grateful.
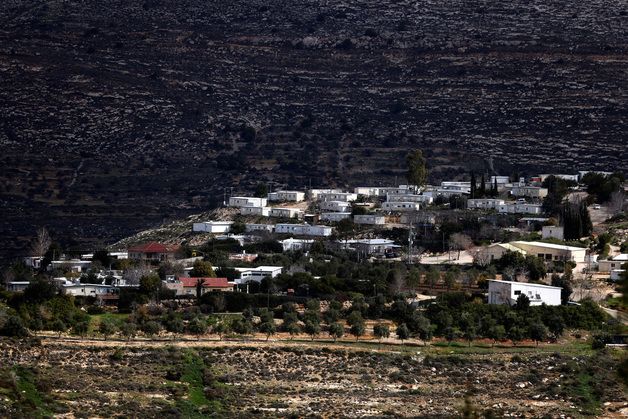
[0,0,626,260]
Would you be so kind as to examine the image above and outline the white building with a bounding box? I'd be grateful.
[63,284,119,298]
[23,256,44,269]
[318,192,358,202]
[509,241,587,263]
[354,185,415,197]
[598,254,627,272]
[275,224,333,237]
[245,223,275,233]
[228,196,267,208]
[490,176,510,186]
[320,200,351,212]
[354,187,383,197]
[439,181,471,195]
[6,281,30,292]
[353,214,386,225]
[309,188,343,200]
[539,174,578,183]
[50,260,92,273]
[281,238,315,252]
[240,206,271,216]
[541,226,564,240]
[510,186,548,199]
[234,266,284,284]
[270,207,303,219]
[193,221,233,233]
[267,190,305,202]
[467,199,506,210]
[386,194,433,204]
[485,241,587,263]
[382,201,421,212]
[339,239,400,256]
[497,202,543,214]
[488,280,562,306]
[320,212,351,222]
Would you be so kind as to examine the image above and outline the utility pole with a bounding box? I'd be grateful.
[407,223,414,263]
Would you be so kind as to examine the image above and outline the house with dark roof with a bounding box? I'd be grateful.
[164,277,233,297]
[128,242,180,262]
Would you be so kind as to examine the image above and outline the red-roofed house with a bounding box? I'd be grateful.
[128,242,181,262]
[165,277,233,297]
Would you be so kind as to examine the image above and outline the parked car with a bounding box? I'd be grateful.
[592,204,601,210]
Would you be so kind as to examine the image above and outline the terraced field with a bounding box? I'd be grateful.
[0,338,626,417]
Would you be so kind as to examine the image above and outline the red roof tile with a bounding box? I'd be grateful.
[180,277,231,288]
[128,242,180,253]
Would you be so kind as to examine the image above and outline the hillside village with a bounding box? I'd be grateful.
[5,168,627,310]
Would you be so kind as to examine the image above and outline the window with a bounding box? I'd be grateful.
[514,290,521,295]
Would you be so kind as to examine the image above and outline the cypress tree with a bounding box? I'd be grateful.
[470,172,476,198]
[479,174,486,197]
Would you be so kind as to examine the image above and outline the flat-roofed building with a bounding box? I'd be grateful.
[488,280,561,306]
[353,214,386,225]
[193,221,233,233]
[320,212,351,222]
[240,206,271,216]
[228,196,267,208]
[267,191,305,202]
[270,207,303,219]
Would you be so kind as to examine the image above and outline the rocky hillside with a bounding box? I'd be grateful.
[1,0,626,260]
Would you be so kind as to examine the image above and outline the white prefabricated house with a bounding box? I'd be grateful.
[386,194,433,204]
[510,186,548,199]
[281,238,315,252]
[275,224,333,237]
[270,207,303,219]
[488,280,562,306]
[439,181,471,194]
[240,206,271,216]
[193,221,233,233]
[497,202,543,214]
[382,201,421,212]
[339,239,400,256]
[228,196,267,208]
[63,284,119,298]
[541,226,564,240]
[539,174,578,183]
[318,192,358,202]
[320,212,351,222]
[309,188,343,200]
[245,223,275,233]
[598,254,628,272]
[267,190,305,202]
[320,200,351,212]
[353,214,386,225]
[354,187,383,197]
[354,185,415,197]
[50,260,92,273]
[467,199,505,210]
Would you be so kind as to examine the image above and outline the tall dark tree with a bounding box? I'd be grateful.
[406,149,428,190]
[470,172,476,199]
[479,174,486,197]
[561,201,592,240]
